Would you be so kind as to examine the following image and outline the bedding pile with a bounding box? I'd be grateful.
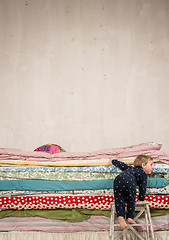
[0,142,169,232]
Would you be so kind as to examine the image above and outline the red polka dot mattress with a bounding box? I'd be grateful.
[0,194,169,211]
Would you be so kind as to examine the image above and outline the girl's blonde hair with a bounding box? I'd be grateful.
[134,155,153,167]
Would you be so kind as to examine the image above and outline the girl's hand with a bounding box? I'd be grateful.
[109,157,118,161]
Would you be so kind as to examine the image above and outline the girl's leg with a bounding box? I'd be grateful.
[118,216,128,229]
[126,189,136,224]
[114,183,127,229]
[127,218,136,224]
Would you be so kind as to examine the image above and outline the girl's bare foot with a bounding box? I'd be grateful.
[118,216,128,229]
[127,218,136,224]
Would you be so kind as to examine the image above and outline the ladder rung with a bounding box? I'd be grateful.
[114,223,151,227]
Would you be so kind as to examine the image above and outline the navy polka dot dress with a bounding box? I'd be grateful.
[112,159,147,219]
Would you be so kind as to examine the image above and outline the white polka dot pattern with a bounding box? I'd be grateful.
[0,194,168,211]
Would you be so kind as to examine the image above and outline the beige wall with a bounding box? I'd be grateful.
[0,0,169,152]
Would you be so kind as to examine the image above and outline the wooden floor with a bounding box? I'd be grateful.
[0,231,169,240]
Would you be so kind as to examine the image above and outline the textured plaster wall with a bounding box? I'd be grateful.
[0,0,169,152]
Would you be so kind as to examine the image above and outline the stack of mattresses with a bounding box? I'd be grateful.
[0,142,169,232]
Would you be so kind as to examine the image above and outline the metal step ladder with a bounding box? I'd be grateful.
[109,201,155,240]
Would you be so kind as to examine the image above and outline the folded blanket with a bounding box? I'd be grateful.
[0,208,168,221]
[1,186,169,198]
[0,142,168,164]
[0,165,121,173]
[0,170,168,183]
[146,185,169,194]
[0,171,119,181]
[0,159,112,167]
[0,194,168,211]
[0,214,168,232]
[0,179,114,191]
[0,163,169,173]
[0,178,167,191]
[0,189,115,197]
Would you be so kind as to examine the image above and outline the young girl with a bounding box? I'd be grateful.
[111,155,154,229]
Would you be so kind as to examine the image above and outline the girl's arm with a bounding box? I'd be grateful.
[111,159,130,171]
[138,173,147,201]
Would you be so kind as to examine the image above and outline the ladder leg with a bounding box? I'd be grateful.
[122,229,127,240]
[146,204,155,240]
[145,207,150,240]
[109,203,115,240]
